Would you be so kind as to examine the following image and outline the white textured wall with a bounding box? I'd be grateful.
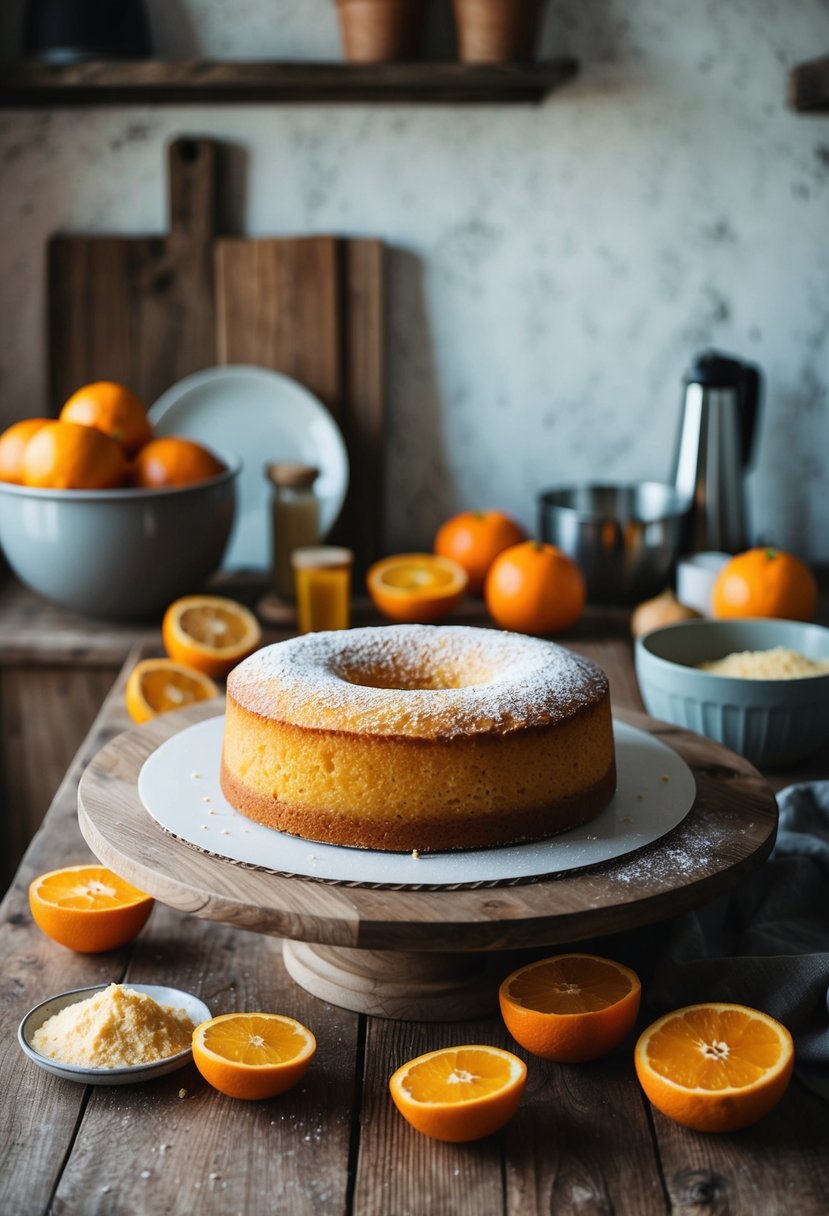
[1,0,827,559]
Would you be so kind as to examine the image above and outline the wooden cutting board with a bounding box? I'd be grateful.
[215,236,384,569]
[49,137,218,412]
[48,137,385,569]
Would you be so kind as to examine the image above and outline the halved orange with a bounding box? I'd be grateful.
[389,1044,526,1142]
[499,953,642,1062]
[366,553,468,624]
[162,594,262,678]
[125,658,220,724]
[192,1013,317,1100]
[29,864,154,952]
[635,1002,794,1133]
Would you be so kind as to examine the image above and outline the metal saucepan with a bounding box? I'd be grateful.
[538,482,690,604]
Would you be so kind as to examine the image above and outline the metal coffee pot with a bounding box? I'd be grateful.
[672,351,761,555]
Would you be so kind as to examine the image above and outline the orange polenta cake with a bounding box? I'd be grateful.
[220,624,616,853]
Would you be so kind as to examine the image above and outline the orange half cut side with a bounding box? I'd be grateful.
[635,1002,794,1132]
[367,553,468,623]
[499,952,642,1062]
[162,595,262,678]
[125,658,220,724]
[29,864,154,952]
[192,1013,317,1100]
[389,1044,526,1141]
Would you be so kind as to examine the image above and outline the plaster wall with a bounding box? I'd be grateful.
[0,0,827,559]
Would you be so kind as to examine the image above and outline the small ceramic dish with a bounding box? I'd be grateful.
[18,983,211,1086]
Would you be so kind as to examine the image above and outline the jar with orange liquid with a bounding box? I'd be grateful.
[291,546,354,633]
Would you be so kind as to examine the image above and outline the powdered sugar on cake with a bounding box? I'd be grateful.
[228,624,609,739]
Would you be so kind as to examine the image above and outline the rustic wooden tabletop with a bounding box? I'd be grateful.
[1,604,828,1216]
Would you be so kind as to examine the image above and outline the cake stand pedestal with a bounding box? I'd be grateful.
[77,705,777,1021]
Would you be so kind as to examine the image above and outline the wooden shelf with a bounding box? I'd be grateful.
[0,58,578,107]
[789,52,829,112]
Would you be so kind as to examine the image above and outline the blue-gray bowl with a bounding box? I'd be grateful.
[635,617,829,768]
[0,453,239,621]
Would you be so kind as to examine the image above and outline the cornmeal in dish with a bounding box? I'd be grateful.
[220,624,616,853]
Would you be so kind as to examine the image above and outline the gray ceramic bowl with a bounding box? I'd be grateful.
[635,617,829,768]
[0,454,239,621]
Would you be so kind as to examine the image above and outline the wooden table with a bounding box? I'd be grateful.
[2,608,829,1215]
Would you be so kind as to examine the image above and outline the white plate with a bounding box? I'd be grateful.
[19,984,211,1086]
[138,718,697,886]
[149,366,349,571]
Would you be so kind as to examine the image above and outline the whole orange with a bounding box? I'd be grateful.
[60,381,153,457]
[131,437,226,488]
[485,540,585,635]
[22,420,128,490]
[711,547,817,622]
[0,418,51,484]
[435,510,526,595]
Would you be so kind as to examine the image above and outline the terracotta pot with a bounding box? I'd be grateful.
[335,0,428,62]
[451,0,543,63]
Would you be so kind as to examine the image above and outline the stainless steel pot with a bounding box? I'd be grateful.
[538,482,690,604]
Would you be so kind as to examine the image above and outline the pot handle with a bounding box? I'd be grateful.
[738,365,761,469]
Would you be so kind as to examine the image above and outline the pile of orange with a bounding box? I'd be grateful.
[367,509,587,634]
[387,952,794,1143]
[0,381,226,491]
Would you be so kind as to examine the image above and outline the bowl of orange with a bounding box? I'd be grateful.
[0,389,239,620]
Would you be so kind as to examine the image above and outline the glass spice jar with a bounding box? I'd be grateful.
[265,463,320,600]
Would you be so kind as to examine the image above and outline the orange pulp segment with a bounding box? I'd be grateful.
[192,1013,317,1100]
[367,553,468,623]
[499,953,642,1062]
[635,1002,794,1132]
[389,1044,526,1142]
[162,595,262,678]
[29,864,154,952]
[125,658,220,724]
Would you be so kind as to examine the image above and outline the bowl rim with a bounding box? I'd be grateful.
[635,617,829,690]
[538,480,690,522]
[0,450,241,502]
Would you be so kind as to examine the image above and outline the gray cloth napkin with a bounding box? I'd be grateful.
[647,780,829,1101]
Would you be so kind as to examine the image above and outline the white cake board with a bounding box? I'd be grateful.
[137,717,696,887]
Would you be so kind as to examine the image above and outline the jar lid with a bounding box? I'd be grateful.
[291,546,354,570]
[265,463,319,488]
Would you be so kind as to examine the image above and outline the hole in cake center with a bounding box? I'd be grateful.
[337,659,496,692]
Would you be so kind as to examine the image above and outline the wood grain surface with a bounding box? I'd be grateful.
[2,633,828,1215]
[47,138,386,572]
[77,703,777,954]
[215,235,385,569]
[0,59,580,107]
[49,137,219,413]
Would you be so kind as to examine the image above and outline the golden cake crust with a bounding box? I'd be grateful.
[221,624,617,853]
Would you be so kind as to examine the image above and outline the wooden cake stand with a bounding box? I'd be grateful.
[77,704,777,1021]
